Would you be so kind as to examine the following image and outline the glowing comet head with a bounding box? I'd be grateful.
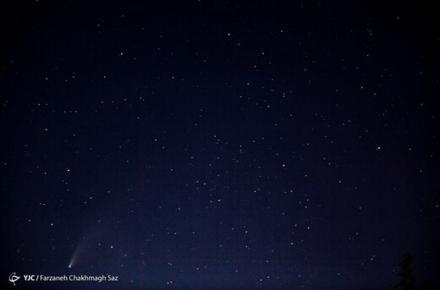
[68,263,72,269]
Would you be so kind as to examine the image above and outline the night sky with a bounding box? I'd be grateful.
[1,1,439,289]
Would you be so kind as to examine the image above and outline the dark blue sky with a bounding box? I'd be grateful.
[1,1,439,289]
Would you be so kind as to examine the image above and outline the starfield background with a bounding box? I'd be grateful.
[1,1,439,289]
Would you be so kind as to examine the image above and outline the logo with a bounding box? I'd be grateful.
[8,273,20,286]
